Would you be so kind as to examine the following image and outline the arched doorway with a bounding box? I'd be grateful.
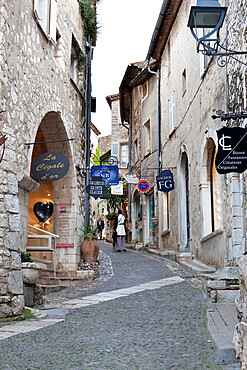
[178,151,191,252]
[27,112,78,271]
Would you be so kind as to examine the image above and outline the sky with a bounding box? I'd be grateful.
[91,0,163,137]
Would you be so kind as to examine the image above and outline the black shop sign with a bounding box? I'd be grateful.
[32,152,70,182]
[156,170,174,192]
[216,126,247,174]
[86,176,107,199]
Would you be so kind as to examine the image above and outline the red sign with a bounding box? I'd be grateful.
[137,180,150,192]
[56,244,74,248]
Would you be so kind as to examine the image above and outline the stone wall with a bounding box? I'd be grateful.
[0,0,88,317]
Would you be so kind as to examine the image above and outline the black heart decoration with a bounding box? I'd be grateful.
[33,202,54,223]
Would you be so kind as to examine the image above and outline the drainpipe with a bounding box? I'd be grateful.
[84,34,92,227]
[146,62,161,175]
[128,93,132,222]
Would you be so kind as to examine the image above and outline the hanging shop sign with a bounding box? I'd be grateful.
[111,182,123,195]
[86,176,108,199]
[156,170,175,193]
[33,201,54,223]
[123,174,140,184]
[216,126,247,174]
[32,152,69,182]
[137,180,150,193]
[91,165,119,185]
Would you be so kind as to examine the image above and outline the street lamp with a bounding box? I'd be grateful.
[187,0,247,67]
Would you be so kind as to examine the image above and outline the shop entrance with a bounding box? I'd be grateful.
[26,112,75,270]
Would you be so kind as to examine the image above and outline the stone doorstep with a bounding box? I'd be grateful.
[38,284,67,294]
[179,259,216,277]
[207,304,240,366]
[147,248,178,262]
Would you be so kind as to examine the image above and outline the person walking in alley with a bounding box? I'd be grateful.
[114,209,126,252]
[97,217,104,240]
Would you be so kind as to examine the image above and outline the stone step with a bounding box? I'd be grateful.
[38,284,67,294]
[147,248,177,262]
[179,259,216,277]
[178,252,193,261]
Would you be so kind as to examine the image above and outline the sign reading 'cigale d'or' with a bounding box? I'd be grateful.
[32,152,69,182]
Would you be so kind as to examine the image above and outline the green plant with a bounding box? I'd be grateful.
[77,50,87,70]
[21,251,33,263]
[106,212,117,221]
[102,177,128,211]
[79,0,100,42]
[79,224,98,242]
[93,146,101,165]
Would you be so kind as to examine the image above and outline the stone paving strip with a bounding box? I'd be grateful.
[0,275,184,341]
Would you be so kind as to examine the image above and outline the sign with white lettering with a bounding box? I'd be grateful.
[86,176,108,199]
[216,126,247,174]
[91,165,119,185]
[32,152,69,182]
[156,170,174,192]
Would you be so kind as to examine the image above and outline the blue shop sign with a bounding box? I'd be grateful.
[156,170,174,193]
[91,166,119,185]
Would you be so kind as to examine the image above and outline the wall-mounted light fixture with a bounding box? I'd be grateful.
[187,0,247,67]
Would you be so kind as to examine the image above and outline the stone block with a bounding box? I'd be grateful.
[0,214,7,227]
[0,304,13,318]
[11,295,24,316]
[216,289,238,304]
[8,271,23,294]
[7,231,21,250]
[207,280,226,289]
[218,267,239,280]
[0,269,7,277]
[0,282,7,295]
[5,194,19,214]
[9,214,20,232]
[0,295,11,303]
[11,251,21,269]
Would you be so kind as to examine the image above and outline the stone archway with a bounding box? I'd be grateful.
[26,111,79,272]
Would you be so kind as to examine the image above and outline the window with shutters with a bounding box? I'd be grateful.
[111,142,119,164]
[120,144,128,168]
[142,81,148,100]
[168,91,176,133]
[134,139,138,162]
[144,120,151,156]
[34,0,57,43]
[198,29,213,76]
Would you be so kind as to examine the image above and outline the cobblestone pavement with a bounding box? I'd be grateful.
[0,242,222,369]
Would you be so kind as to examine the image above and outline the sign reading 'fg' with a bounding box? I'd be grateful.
[32,152,70,182]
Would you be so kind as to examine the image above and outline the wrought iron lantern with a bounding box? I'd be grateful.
[187,0,247,67]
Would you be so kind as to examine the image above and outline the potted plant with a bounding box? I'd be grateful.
[21,252,40,285]
[79,224,99,263]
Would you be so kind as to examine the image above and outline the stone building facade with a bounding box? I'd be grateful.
[120,61,159,246]
[0,0,91,317]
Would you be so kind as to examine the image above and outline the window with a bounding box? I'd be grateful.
[182,69,186,97]
[120,144,128,168]
[34,0,57,43]
[200,140,222,237]
[134,139,138,162]
[198,28,212,75]
[111,142,119,163]
[210,148,221,231]
[169,91,176,133]
[144,120,151,155]
[167,40,171,76]
[142,81,148,100]
[162,193,169,232]
[70,35,83,87]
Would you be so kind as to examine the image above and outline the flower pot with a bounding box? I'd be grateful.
[81,238,99,263]
[22,262,40,284]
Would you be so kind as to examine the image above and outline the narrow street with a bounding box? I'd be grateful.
[0,242,221,369]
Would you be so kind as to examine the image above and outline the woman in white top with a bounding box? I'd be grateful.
[114,209,126,252]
